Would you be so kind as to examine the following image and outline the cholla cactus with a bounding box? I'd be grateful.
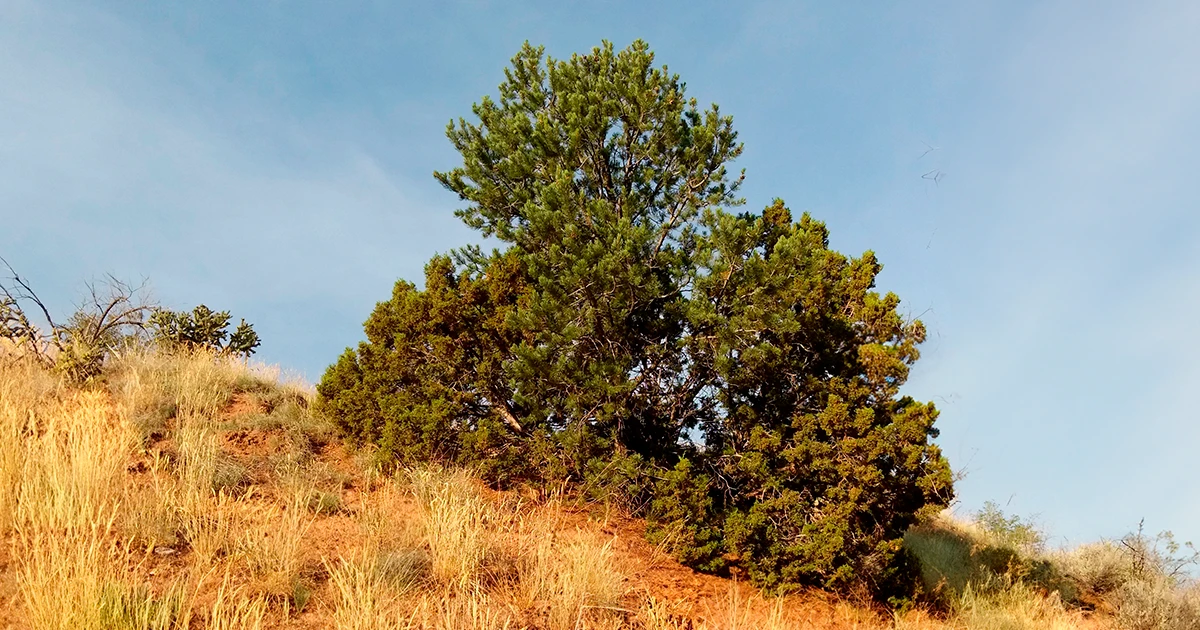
[148,305,260,357]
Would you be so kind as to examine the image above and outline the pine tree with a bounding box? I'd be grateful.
[319,40,953,599]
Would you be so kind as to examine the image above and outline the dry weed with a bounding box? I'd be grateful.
[521,529,626,630]
[407,587,518,630]
[179,489,241,565]
[204,570,269,630]
[11,391,135,534]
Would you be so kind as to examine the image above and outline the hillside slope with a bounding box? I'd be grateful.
[0,350,1124,629]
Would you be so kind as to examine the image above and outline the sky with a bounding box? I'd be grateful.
[3,0,1197,550]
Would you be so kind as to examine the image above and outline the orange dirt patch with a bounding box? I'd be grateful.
[543,507,889,629]
[222,428,276,458]
[0,536,22,630]
[226,392,267,418]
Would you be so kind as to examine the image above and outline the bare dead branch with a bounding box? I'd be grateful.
[1,255,60,344]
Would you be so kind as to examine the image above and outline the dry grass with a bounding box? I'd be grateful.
[409,466,497,589]
[118,453,182,549]
[16,520,193,630]
[639,597,693,630]
[326,547,412,630]
[239,490,314,599]
[707,586,789,630]
[276,459,345,514]
[406,466,630,629]
[639,583,867,630]
[1051,541,1133,597]
[949,583,1093,630]
[407,587,520,630]
[899,510,1172,630]
[204,570,269,630]
[521,531,626,630]
[180,489,240,565]
[0,356,63,532]
[10,390,135,533]
[177,413,246,495]
[1112,578,1200,630]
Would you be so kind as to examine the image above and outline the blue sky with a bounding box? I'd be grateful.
[3,0,1197,550]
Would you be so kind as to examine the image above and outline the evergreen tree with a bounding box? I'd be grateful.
[319,40,953,598]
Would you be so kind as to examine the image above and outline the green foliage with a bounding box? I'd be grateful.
[148,305,260,357]
[975,501,1044,552]
[646,459,726,573]
[319,40,953,599]
[53,337,107,383]
[317,252,529,469]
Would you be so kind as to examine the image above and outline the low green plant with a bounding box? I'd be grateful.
[975,501,1044,552]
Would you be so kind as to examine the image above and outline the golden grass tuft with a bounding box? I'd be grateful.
[948,583,1091,630]
[239,490,314,598]
[639,597,693,630]
[204,570,269,630]
[407,587,519,630]
[521,531,627,630]
[179,489,240,565]
[17,519,193,630]
[326,546,413,630]
[409,466,497,589]
[12,391,135,533]
[118,453,182,549]
[0,355,63,532]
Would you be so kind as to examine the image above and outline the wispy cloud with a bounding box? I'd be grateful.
[891,1,1200,543]
[0,1,474,379]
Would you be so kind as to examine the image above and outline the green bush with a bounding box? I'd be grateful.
[148,305,260,356]
[646,459,726,573]
[975,501,1044,552]
[318,40,953,599]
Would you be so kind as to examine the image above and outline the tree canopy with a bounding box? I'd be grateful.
[318,40,953,599]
